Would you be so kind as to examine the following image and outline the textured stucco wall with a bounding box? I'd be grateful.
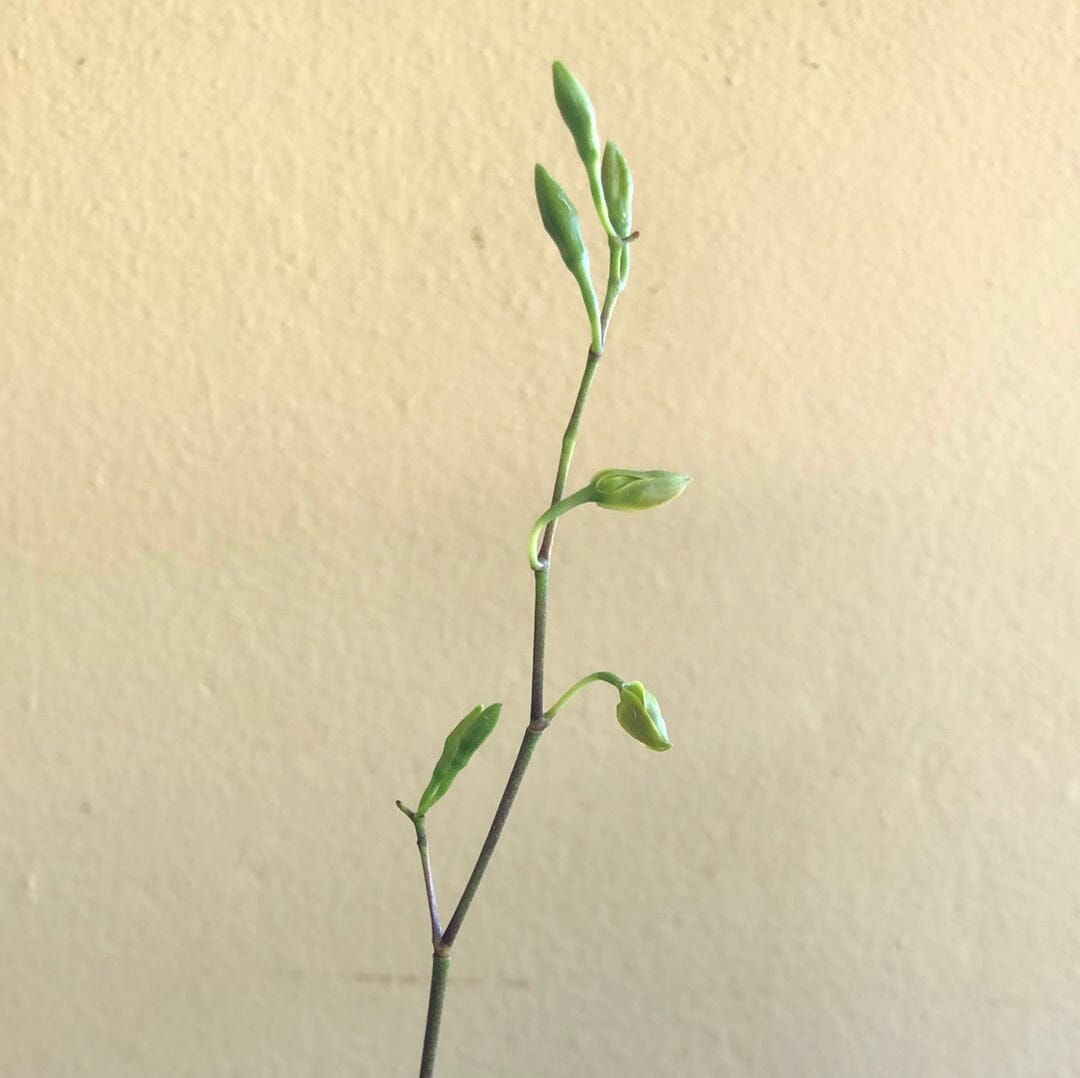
[3,2,1079,1075]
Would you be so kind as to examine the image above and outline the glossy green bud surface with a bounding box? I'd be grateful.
[534,164,602,351]
[601,141,634,238]
[552,60,601,166]
[534,164,589,273]
[417,702,502,816]
[616,681,671,751]
[589,468,691,512]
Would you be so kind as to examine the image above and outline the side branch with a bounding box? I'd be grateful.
[397,802,445,953]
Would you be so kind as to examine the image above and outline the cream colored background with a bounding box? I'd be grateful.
[3,1,1079,1075]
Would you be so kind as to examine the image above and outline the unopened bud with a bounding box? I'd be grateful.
[552,61,601,167]
[601,141,633,239]
[416,702,502,816]
[535,164,587,272]
[589,468,691,512]
[534,164,601,351]
[616,681,671,752]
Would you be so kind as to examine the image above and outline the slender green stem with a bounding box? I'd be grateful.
[419,955,451,1078]
[543,670,623,720]
[441,725,544,948]
[440,332,607,942]
[535,341,606,570]
[532,242,623,567]
[415,819,443,951]
[573,270,603,355]
[411,207,633,1077]
[600,238,624,333]
[528,486,595,570]
[530,569,549,732]
[586,158,618,241]
[396,802,445,954]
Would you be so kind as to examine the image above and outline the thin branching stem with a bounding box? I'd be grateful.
[411,210,635,1078]
[396,802,444,953]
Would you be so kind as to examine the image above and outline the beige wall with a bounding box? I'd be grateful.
[3,1,1078,1074]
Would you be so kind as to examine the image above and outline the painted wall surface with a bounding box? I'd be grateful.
[3,2,1078,1074]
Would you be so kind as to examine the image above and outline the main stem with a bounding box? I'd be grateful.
[419,955,451,1076]
[440,351,599,951]
[416,237,624,1077]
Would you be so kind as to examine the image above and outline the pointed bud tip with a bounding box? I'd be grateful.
[551,60,601,167]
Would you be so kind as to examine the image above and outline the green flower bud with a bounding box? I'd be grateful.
[552,60,601,167]
[417,702,502,816]
[534,164,602,352]
[616,681,671,751]
[551,61,618,240]
[601,141,633,238]
[534,164,588,273]
[589,468,691,512]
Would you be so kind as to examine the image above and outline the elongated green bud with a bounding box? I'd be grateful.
[552,60,601,166]
[589,468,691,512]
[601,141,633,238]
[551,61,617,240]
[535,164,588,272]
[616,681,671,751]
[534,164,602,352]
[416,702,502,816]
